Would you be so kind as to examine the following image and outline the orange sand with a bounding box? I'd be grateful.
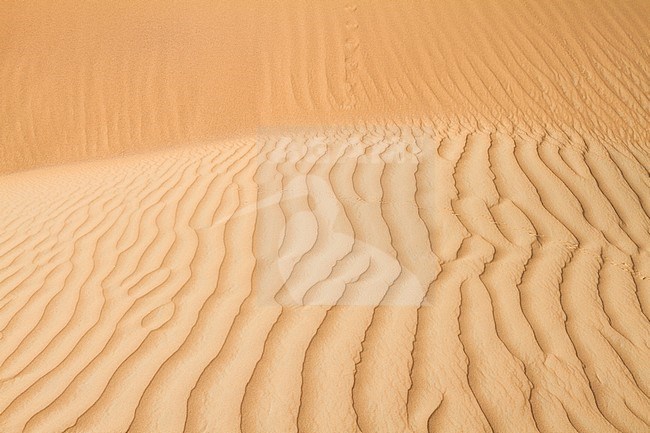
[0,1,648,432]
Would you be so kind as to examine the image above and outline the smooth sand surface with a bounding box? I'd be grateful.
[0,1,649,433]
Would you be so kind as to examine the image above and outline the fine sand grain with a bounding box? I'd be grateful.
[1,0,648,172]
[0,1,649,433]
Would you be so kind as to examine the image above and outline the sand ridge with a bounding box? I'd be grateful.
[0,120,648,432]
[0,0,649,432]
[1,0,649,173]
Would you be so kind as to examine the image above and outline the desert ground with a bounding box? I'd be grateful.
[0,1,648,432]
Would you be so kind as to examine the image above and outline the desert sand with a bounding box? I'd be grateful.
[0,1,649,433]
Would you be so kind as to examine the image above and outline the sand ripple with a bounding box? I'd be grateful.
[0,121,648,432]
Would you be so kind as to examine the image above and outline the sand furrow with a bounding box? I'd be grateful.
[0,119,648,432]
[1,0,648,431]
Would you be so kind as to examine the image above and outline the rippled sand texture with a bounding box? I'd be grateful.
[1,1,649,433]
[0,124,649,432]
[1,0,648,173]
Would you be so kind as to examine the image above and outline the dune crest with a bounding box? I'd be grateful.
[1,0,649,431]
[1,0,649,173]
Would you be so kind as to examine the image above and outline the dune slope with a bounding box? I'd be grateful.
[0,122,648,432]
[0,0,649,432]
[1,0,648,172]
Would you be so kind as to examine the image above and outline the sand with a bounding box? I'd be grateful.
[0,1,648,433]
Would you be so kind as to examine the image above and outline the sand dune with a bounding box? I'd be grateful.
[1,0,648,173]
[1,0,649,432]
[0,122,649,432]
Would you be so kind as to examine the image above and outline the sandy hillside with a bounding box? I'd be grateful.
[0,1,649,433]
[1,0,648,172]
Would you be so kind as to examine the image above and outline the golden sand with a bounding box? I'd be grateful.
[0,1,648,432]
